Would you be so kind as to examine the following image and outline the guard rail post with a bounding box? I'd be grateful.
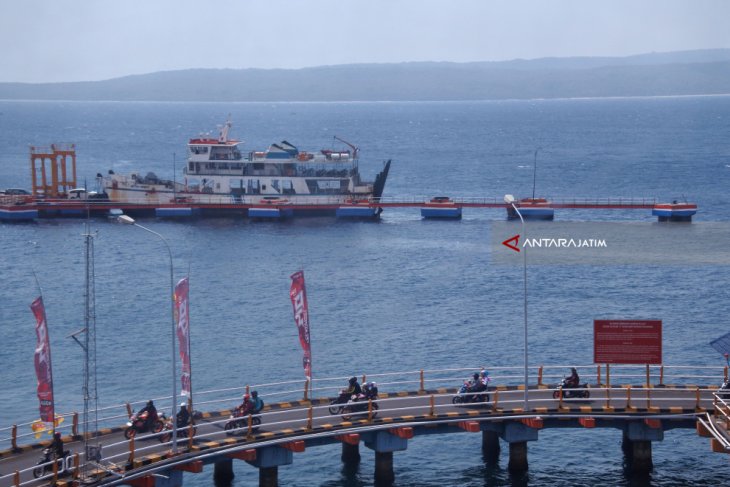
[128,435,136,465]
[362,374,367,384]
[429,395,435,417]
[73,452,80,480]
[626,386,632,409]
[72,412,79,437]
[306,406,313,430]
[11,424,17,450]
[303,379,309,401]
[13,471,19,487]
[597,365,602,386]
[537,366,543,386]
[52,452,59,483]
[125,403,132,417]
[645,365,650,388]
[368,399,374,421]
[606,364,611,389]
[246,414,253,441]
[696,387,701,411]
[659,366,664,385]
[419,370,425,393]
[188,421,194,450]
[493,390,499,409]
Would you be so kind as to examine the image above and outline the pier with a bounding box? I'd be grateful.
[1,365,728,487]
[0,195,698,222]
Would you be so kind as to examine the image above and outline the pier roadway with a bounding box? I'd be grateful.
[0,383,725,487]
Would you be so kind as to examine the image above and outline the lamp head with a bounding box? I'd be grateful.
[118,215,136,225]
[504,194,515,204]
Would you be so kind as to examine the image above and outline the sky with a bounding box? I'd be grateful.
[1,0,729,83]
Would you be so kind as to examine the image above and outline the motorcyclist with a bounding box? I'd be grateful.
[176,402,190,428]
[470,373,487,393]
[565,368,580,389]
[479,369,490,387]
[50,432,68,460]
[362,382,378,400]
[138,400,158,431]
[236,394,254,416]
[340,376,362,401]
[251,391,264,414]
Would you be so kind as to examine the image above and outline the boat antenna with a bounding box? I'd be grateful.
[532,147,542,200]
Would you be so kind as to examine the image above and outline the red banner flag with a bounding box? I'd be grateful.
[30,297,55,423]
[174,277,192,397]
[289,271,312,379]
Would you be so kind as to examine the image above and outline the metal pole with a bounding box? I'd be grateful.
[126,220,178,452]
[510,202,528,411]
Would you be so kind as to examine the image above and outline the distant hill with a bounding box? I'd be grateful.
[2,49,730,102]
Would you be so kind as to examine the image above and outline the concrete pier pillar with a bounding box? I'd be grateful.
[622,422,660,473]
[213,458,234,486]
[342,442,361,463]
[507,442,528,472]
[374,451,394,486]
[630,441,653,473]
[259,466,278,487]
[482,430,501,463]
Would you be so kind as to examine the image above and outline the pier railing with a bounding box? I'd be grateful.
[1,363,725,453]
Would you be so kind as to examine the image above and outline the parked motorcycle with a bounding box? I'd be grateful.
[32,448,68,479]
[552,378,591,399]
[224,407,261,435]
[124,410,165,439]
[452,379,490,405]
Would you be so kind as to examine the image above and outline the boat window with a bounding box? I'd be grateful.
[253,163,264,171]
[272,180,280,192]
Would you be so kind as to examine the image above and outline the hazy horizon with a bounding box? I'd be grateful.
[2,0,729,83]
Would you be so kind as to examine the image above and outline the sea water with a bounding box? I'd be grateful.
[1,97,730,486]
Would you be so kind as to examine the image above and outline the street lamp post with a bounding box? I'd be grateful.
[504,195,529,411]
[118,215,178,452]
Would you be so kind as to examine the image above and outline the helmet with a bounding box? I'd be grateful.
[251,391,258,398]
[571,367,577,373]
[243,394,250,401]
[179,402,187,408]
[473,373,479,381]
[147,400,154,407]
[54,432,61,440]
[349,376,357,384]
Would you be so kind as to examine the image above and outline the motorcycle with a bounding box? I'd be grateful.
[224,407,261,435]
[552,378,591,399]
[339,394,379,420]
[124,410,165,439]
[330,387,379,418]
[159,419,198,443]
[32,448,69,479]
[452,380,490,405]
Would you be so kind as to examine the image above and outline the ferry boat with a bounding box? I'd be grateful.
[101,120,391,210]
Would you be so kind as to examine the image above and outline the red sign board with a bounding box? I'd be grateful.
[594,319,662,364]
